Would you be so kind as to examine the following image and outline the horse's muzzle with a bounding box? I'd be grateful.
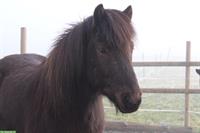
[117,91,142,113]
[122,92,142,113]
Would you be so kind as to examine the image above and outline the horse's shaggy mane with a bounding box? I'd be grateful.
[31,8,135,117]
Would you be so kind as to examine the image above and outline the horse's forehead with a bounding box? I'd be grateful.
[111,29,133,51]
[91,9,134,53]
[109,14,133,47]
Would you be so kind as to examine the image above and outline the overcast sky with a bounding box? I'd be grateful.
[0,0,200,61]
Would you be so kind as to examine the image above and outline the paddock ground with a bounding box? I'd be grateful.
[104,121,194,133]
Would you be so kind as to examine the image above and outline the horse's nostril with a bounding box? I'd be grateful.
[123,95,132,107]
[124,95,129,103]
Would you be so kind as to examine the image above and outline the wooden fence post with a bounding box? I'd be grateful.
[184,41,191,127]
[20,27,26,54]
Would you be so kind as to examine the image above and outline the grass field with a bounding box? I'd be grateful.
[0,131,15,133]
[104,67,200,129]
[104,94,200,127]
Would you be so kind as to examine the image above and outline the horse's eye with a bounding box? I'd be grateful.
[100,47,107,54]
[97,45,108,55]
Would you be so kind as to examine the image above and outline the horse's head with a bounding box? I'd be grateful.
[86,4,142,113]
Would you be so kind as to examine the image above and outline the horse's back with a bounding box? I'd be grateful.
[0,54,45,74]
[0,54,46,85]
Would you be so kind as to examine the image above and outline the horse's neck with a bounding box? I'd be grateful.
[37,57,103,110]
[66,95,104,133]
[64,87,102,115]
[84,95,104,133]
[37,64,101,113]
[32,66,104,132]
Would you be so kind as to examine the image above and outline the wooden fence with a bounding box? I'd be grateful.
[133,41,200,127]
[20,28,200,128]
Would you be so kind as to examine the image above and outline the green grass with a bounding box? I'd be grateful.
[104,94,200,127]
[0,131,16,133]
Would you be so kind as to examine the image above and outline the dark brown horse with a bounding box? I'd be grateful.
[0,4,141,133]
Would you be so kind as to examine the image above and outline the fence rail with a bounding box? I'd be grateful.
[133,61,200,67]
[141,88,200,94]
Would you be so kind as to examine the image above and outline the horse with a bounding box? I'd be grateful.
[0,4,141,133]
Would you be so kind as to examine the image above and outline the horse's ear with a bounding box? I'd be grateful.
[94,4,105,26]
[123,5,132,19]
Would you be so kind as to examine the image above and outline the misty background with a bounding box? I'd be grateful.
[0,0,200,61]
